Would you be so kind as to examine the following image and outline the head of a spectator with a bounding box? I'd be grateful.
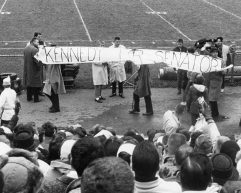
[60,139,76,163]
[41,122,57,137]
[213,136,230,153]
[113,36,121,47]
[124,128,138,138]
[90,124,105,136]
[81,157,134,193]
[215,36,223,47]
[210,47,219,58]
[132,141,159,182]
[30,37,39,48]
[194,134,212,155]
[211,153,239,186]
[194,74,205,85]
[176,127,190,142]
[71,136,104,177]
[132,134,144,143]
[220,140,240,167]
[13,124,39,152]
[147,128,158,142]
[117,141,136,165]
[0,148,44,193]
[177,38,184,48]
[175,103,186,118]
[48,131,66,161]
[2,76,11,89]
[104,136,123,156]
[33,32,42,40]
[175,144,193,168]
[167,133,186,156]
[180,153,212,191]
[190,131,203,148]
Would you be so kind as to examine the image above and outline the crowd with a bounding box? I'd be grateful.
[0,33,240,192]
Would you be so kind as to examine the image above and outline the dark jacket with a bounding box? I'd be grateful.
[134,65,151,98]
[186,84,209,115]
[23,44,42,87]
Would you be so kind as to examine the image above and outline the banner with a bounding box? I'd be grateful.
[35,46,229,73]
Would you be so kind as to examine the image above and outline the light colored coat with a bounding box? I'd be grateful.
[108,45,126,82]
[222,44,230,65]
[92,63,108,85]
[0,88,17,121]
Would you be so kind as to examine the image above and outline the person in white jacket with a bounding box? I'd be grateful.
[109,37,126,98]
[0,76,19,126]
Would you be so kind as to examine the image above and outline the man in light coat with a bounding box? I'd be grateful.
[0,76,19,125]
[92,62,108,103]
[109,37,126,98]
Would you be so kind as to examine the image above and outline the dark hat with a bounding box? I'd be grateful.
[211,153,239,185]
[13,129,38,151]
[194,134,212,155]
[177,39,183,43]
[220,140,240,167]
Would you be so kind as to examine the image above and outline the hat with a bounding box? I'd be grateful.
[167,133,186,155]
[220,140,240,167]
[60,139,76,162]
[0,156,43,193]
[94,129,113,139]
[211,153,239,185]
[177,39,183,43]
[117,143,136,157]
[194,134,212,155]
[13,129,38,151]
[2,76,11,86]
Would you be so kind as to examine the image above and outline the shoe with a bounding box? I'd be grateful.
[49,106,54,110]
[177,91,181,95]
[95,98,103,103]
[129,110,140,114]
[142,112,154,116]
[109,93,116,97]
[221,89,224,93]
[99,96,106,100]
[49,108,60,113]
[119,93,125,98]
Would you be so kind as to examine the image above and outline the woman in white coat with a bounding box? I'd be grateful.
[92,62,108,103]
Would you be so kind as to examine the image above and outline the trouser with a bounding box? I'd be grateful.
[27,87,40,102]
[177,69,188,91]
[209,101,219,118]
[111,81,123,94]
[133,93,153,113]
[221,74,225,89]
[46,88,59,110]
[95,85,102,98]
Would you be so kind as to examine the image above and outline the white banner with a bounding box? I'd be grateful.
[35,46,229,73]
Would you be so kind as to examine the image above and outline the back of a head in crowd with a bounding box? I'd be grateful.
[194,134,212,155]
[167,133,187,156]
[132,140,159,181]
[104,136,123,156]
[48,131,66,161]
[175,103,186,115]
[190,131,203,148]
[71,136,105,177]
[176,127,190,142]
[194,74,205,85]
[211,153,239,186]
[215,36,223,42]
[41,122,57,137]
[34,32,41,37]
[0,148,43,193]
[214,136,230,153]
[175,144,193,167]
[180,153,212,191]
[177,38,183,44]
[114,36,120,41]
[220,140,240,167]
[81,157,134,193]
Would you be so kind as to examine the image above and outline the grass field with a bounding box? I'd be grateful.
[1,0,241,87]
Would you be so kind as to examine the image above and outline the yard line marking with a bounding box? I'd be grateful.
[140,0,192,41]
[72,0,92,42]
[0,0,8,13]
[202,0,241,20]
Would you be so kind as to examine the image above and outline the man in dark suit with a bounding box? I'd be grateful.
[23,37,43,102]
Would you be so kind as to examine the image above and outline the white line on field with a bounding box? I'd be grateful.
[72,0,92,42]
[0,0,8,13]
[140,0,192,41]
[202,0,241,20]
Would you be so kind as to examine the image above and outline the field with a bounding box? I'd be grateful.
[1,0,241,86]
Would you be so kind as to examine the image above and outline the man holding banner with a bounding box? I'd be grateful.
[108,37,126,98]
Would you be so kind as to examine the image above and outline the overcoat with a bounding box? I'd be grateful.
[92,63,108,86]
[23,44,42,87]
